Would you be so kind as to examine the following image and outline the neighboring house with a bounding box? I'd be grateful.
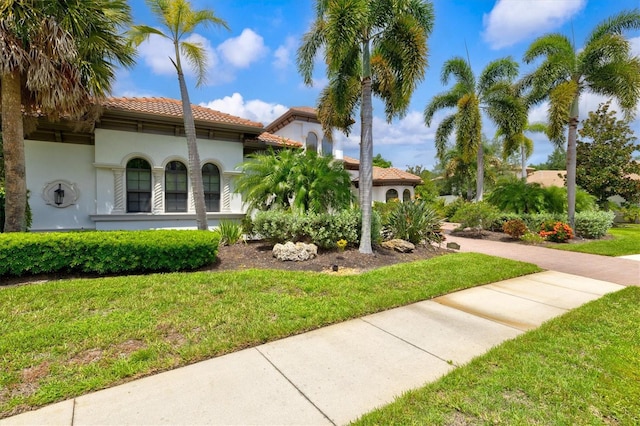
[18,98,420,232]
[526,170,567,188]
[266,107,422,203]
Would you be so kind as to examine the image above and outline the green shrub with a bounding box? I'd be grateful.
[487,180,546,214]
[520,232,545,245]
[488,213,522,232]
[384,200,443,245]
[0,230,220,277]
[503,219,529,239]
[542,186,597,213]
[217,220,243,245]
[443,197,467,221]
[373,200,400,226]
[451,201,501,232]
[253,209,381,249]
[574,210,615,239]
[519,213,566,232]
[619,204,640,223]
[539,221,574,243]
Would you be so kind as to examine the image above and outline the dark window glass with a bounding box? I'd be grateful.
[403,189,411,203]
[386,189,399,203]
[322,136,332,156]
[126,158,151,212]
[165,161,188,212]
[202,163,220,212]
[306,132,318,152]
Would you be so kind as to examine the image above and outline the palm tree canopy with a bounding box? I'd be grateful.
[0,0,135,118]
[424,56,523,161]
[129,0,229,87]
[298,0,434,130]
[523,9,640,141]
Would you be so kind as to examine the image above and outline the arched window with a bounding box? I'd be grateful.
[403,189,411,203]
[322,136,332,156]
[165,161,188,212]
[385,189,399,203]
[306,132,318,153]
[126,158,152,213]
[202,163,221,212]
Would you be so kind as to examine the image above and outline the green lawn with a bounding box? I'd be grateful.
[354,286,640,425]
[0,253,539,418]
[555,224,640,256]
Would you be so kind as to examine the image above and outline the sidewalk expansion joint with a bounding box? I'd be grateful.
[358,318,457,367]
[254,347,336,426]
[71,398,76,426]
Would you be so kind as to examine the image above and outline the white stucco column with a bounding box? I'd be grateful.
[333,132,343,160]
[222,175,231,212]
[112,168,125,213]
[152,168,163,214]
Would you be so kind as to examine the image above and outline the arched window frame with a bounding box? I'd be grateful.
[321,136,332,156]
[165,160,188,212]
[306,132,318,153]
[403,189,411,203]
[126,158,152,213]
[202,163,221,212]
[385,189,399,203]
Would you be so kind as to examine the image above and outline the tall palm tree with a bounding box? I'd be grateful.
[424,56,524,202]
[129,0,229,231]
[0,0,135,232]
[523,10,640,229]
[298,0,434,254]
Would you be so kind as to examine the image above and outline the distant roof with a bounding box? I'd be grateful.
[265,106,319,133]
[526,170,567,187]
[102,97,264,129]
[249,132,303,148]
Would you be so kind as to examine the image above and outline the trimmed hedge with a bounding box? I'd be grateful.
[253,209,381,249]
[574,210,615,239]
[0,230,220,278]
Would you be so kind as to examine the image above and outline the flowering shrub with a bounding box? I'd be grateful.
[539,221,574,243]
[502,219,528,239]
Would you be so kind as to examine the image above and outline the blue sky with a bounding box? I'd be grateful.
[116,0,640,170]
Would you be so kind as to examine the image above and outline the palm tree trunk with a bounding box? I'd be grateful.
[173,43,208,231]
[521,144,527,180]
[566,97,579,231]
[359,41,373,254]
[1,71,27,232]
[475,143,484,202]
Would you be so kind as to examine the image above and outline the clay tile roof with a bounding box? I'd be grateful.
[289,106,317,115]
[373,166,423,184]
[252,132,303,148]
[102,97,264,128]
[342,155,360,166]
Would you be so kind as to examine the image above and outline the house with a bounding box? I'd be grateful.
[18,98,420,231]
[526,170,567,187]
[265,107,422,203]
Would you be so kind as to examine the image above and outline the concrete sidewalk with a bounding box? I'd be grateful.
[443,232,639,286]
[2,271,624,426]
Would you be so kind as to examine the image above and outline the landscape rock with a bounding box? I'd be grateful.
[446,242,461,250]
[381,239,415,253]
[273,242,318,262]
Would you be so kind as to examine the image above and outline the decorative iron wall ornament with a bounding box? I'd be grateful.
[42,180,79,208]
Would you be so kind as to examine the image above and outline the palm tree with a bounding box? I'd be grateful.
[129,0,229,231]
[298,0,434,254]
[523,10,640,229]
[424,56,525,202]
[498,121,547,180]
[235,148,353,214]
[0,0,135,232]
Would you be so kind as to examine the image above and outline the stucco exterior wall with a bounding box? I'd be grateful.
[273,121,343,159]
[25,140,96,231]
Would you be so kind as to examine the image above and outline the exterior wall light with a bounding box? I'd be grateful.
[54,183,65,205]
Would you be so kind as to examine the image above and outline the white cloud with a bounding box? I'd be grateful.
[482,0,585,49]
[217,29,268,69]
[629,36,640,56]
[200,93,288,126]
[273,36,297,70]
[136,32,218,79]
